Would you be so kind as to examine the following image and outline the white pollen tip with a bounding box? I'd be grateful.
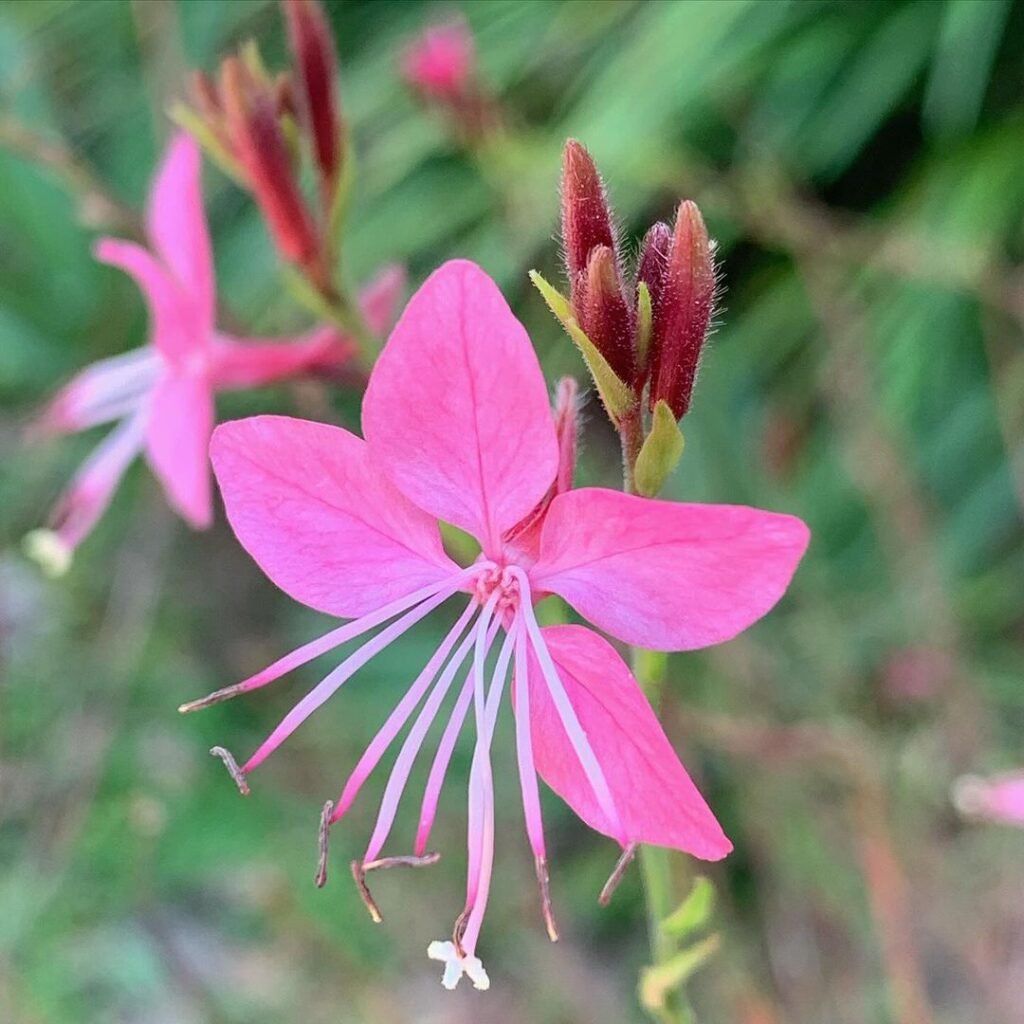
[427,940,490,991]
[23,529,72,578]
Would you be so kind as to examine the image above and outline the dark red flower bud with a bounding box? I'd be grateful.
[283,0,343,207]
[579,245,635,385]
[636,221,671,318]
[648,201,715,419]
[560,140,616,306]
[220,56,321,273]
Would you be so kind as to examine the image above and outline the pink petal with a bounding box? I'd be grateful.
[523,624,731,859]
[210,415,459,618]
[144,373,214,528]
[532,488,810,651]
[363,260,558,554]
[358,264,406,337]
[94,239,191,362]
[209,329,351,389]
[146,132,215,336]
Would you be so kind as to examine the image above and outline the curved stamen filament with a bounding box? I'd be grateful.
[331,599,480,826]
[181,566,487,714]
[358,609,490,859]
[414,661,476,855]
[507,567,626,844]
[242,569,489,774]
[461,618,517,955]
[513,619,558,940]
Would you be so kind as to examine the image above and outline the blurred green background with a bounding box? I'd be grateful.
[2,1,1024,1022]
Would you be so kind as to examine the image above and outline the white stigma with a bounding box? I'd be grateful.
[23,529,72,578]
[427,940,490,991]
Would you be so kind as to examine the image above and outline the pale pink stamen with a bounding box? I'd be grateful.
[180,573,483,714]
[414,658,477,856]
[242,570,484,773]
[335,600,478,831]
[360,612,499,859]
[512,618,545,857]
[509,567,626,843]
[26,407,149,576]
[461,621,516,954]
[43,347,163,434]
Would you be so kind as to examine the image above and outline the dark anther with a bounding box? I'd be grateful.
[210,746,250,796]
[598,841,638,906]
[314,800,333,888]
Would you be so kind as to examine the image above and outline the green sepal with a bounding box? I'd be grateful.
[529,269,636,425]
[660,876,715,941]
[168,102,246,185]
[636,280,653,374]
[634,399,685,497]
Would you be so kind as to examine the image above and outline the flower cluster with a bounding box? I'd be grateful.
[26,132,402,575]
[181,260,809,989]
[175,0,344,288]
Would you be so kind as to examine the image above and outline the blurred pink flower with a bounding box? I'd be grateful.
[188,260,809,989]
[27,133,403,575]
[954,771,1024,827]
[400,17,475,102]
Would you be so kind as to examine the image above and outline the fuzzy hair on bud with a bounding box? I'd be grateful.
[560,140,617,299]
[648,201,716,420]
[579,245,635,386]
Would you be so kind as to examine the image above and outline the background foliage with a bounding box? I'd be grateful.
[2,1,1023,1022]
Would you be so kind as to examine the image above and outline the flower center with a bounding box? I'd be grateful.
[471,563,521,615]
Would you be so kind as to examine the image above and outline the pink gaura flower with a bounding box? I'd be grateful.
[954,771,1024,827]
[400,18,475,102]
[188,260,809,989]
[27,132,403,575]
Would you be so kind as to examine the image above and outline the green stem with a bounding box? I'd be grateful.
[623,431,698,1024]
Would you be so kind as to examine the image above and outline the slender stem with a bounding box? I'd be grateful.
[622,427,698,1024]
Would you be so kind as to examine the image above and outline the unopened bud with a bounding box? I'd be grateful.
[560,140,616,300]
[635,221,671,378]
[400,17,475,103]
[579,245,634,385]
[553,376,579,496]
[221,55,321,273]
[283,0,344,207]
[648,201,715,420]
[636,221,671,321]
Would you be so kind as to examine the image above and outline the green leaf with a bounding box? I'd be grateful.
[634,400,685,497]
[529,269,636,424]
[660,876,715,941]
[639,934,721,1013]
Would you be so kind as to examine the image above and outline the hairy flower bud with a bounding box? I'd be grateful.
[648,201,715,419]
[220,56,321,273]
[636,221,671,320]
[560,140,616,297]
[283,0,344,208]
[579,245,634,385]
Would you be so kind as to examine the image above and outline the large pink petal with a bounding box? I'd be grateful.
[532,488,810,651]
[144,373,214,529]
[210,415,460,618]
[146,132,215,338]
[523,624,730,858]
[362,260,558,555]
